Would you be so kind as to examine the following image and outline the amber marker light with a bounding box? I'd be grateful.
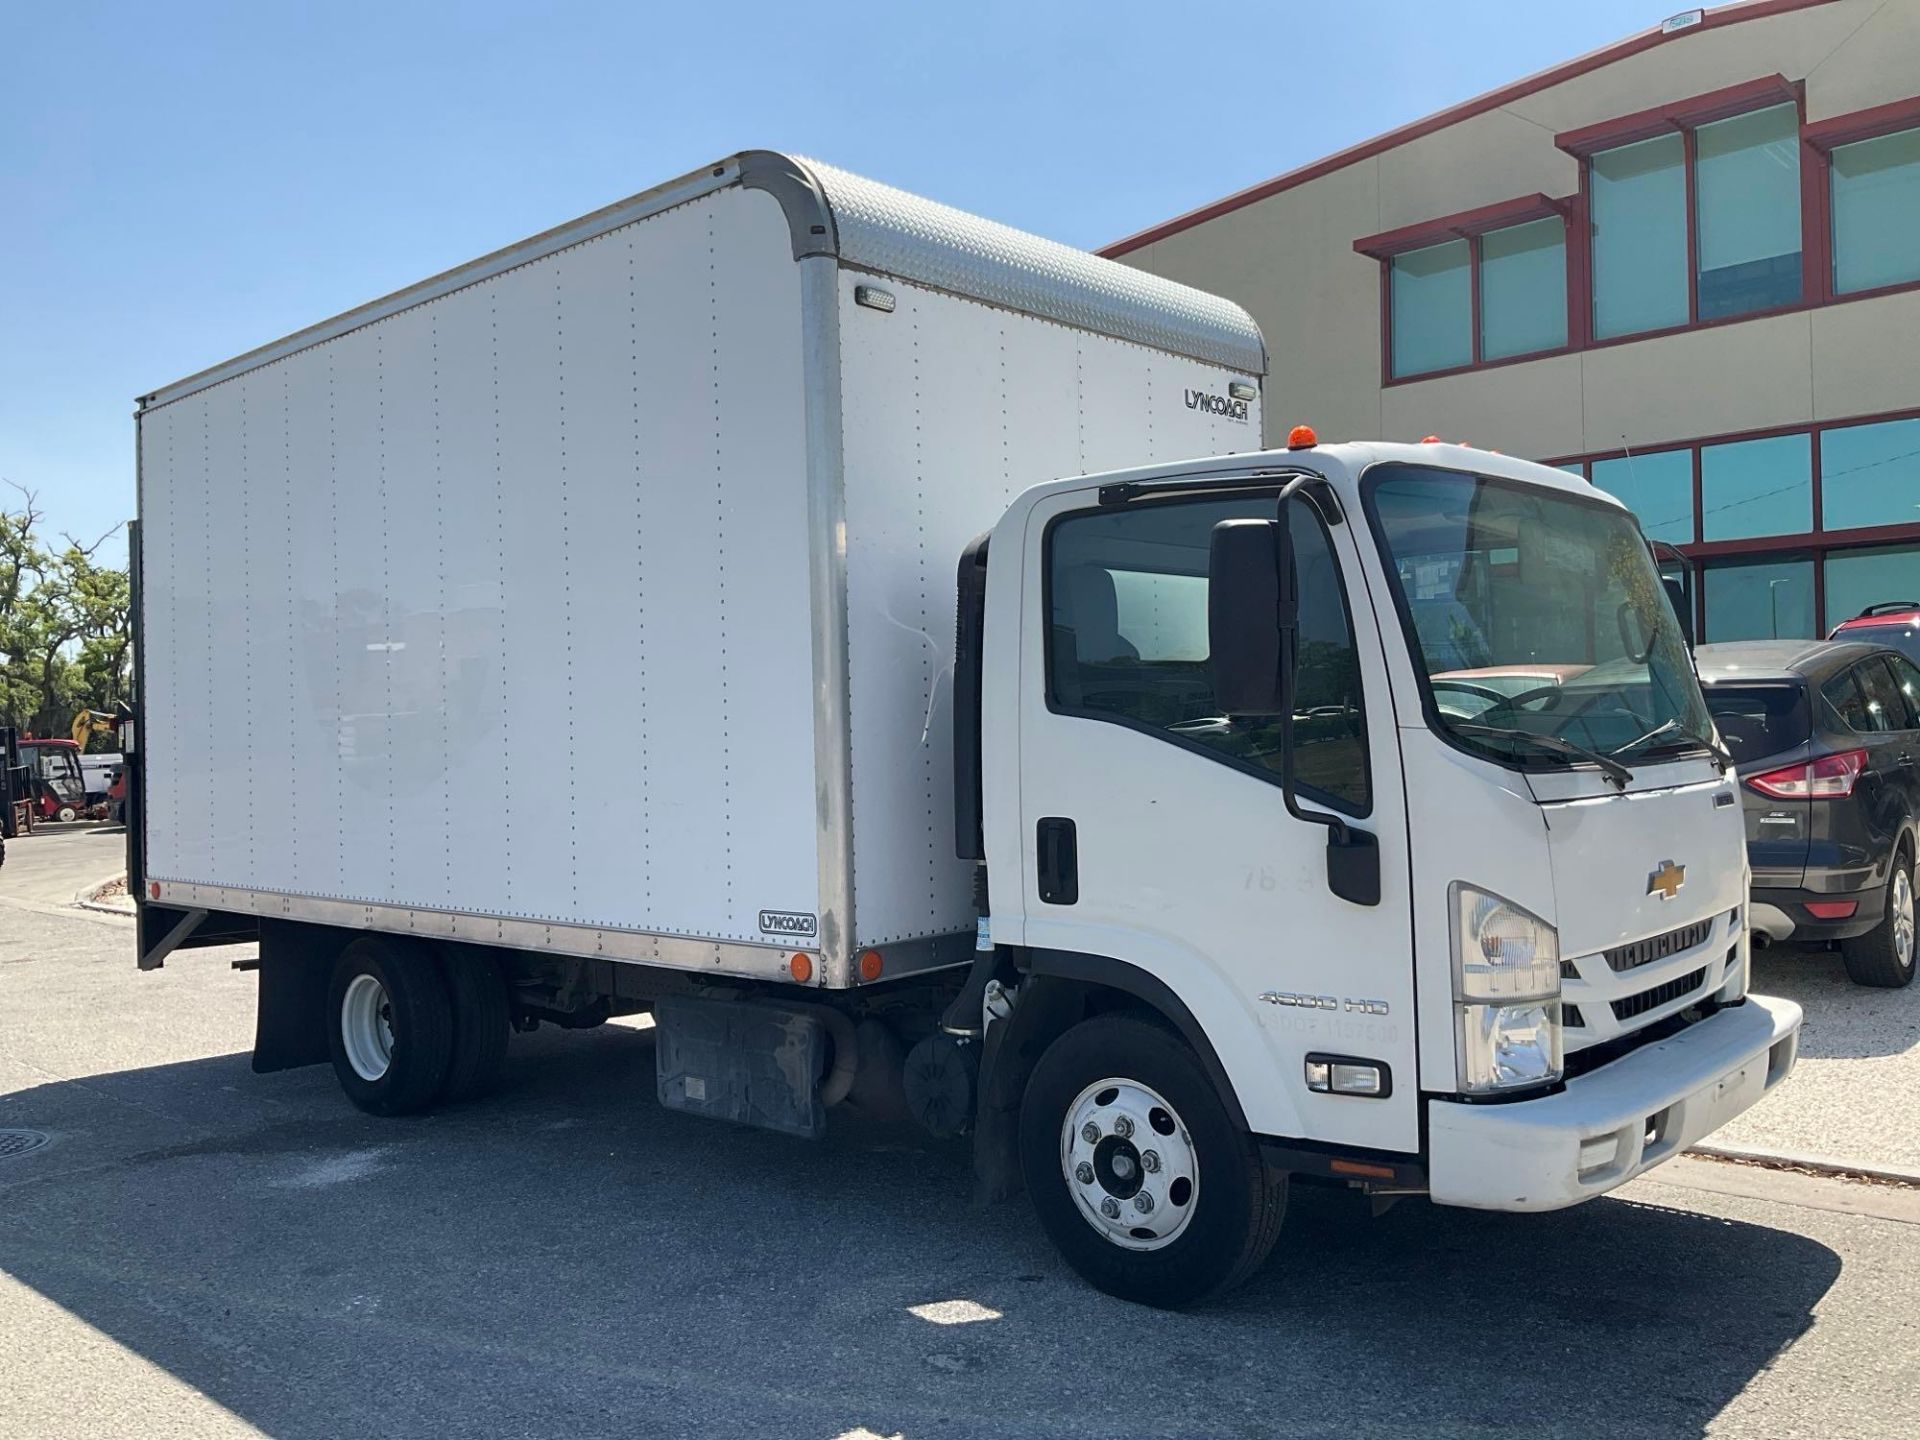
[859,949,885,982]
[789,953,814,983]
[1286,424,1318,449]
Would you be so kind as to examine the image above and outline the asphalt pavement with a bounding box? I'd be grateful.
[2,897,1919,1438]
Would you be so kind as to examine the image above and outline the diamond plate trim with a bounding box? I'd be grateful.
[793,155,1266,375]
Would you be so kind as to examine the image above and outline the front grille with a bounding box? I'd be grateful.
[1611,966,1708,1022]
[1562,1002,1587,1028]
[1603,919,1712,974]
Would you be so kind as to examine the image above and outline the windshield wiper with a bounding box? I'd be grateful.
[1453,723,1634,788]
[1611,717,1734,771]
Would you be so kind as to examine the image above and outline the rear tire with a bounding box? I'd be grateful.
[326,937,455,1114]
[438,950,510,1103]
[1019,1015,1285,1308]
[1841,842,1917,988]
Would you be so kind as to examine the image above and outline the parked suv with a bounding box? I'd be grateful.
[1829,601,1920,663]
[1696,639,1920,987]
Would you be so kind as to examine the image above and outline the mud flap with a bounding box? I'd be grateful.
[252,921,337,1073]
[971,975,1084,1207]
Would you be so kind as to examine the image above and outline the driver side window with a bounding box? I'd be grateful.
[1045,495,1370,815]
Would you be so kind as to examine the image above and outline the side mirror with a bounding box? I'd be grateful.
[1661,576,1694,647]
[1210,507,1379,908]
[1208,517,1290,716]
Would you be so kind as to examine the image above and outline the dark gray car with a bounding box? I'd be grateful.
[1696,639,1920,988]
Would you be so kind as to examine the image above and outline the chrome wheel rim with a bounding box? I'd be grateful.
[341,973,395,1082]
[1060,1078,1198,1251]
[1894,865,1915,969]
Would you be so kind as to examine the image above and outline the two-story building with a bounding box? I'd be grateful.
[1105,0,1920,641]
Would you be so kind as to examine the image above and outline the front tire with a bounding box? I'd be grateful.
[326,937,455,1114]
[1019,1015,1285,1308]
[1841,841,1918,988]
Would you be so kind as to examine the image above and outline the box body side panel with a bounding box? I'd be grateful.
[836,274,1264,947]
[139,184,819,947]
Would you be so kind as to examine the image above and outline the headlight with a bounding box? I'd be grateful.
[1451,884,1562,1093]
[1451,883,1560,1002]
[1458,1001,1564,1092]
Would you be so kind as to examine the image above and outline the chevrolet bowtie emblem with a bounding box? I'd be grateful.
[1647,860,1686,901]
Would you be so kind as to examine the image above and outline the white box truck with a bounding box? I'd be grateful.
[129,151,1802,1306]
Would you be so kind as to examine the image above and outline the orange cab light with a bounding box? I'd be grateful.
[858,948,885,982]
[1420,435,1443,444]
[789,952,814,984]
[1286,424,1318,449]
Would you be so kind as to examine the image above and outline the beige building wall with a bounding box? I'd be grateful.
[1116,0,1920,460]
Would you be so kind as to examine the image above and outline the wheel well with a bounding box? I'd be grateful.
[970,951,1251,1206]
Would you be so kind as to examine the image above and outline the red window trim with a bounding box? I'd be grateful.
[1803,95,1920,151]
[1553,74,1799,156]
[1374,195,1576,381]
[1353,194,1568,259]
[1541,404,1920,637]
[1382,80,1920,384]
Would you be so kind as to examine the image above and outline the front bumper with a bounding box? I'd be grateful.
[1426,995,1801,1212]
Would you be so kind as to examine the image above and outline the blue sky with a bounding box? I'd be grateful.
[3,0,1673,562]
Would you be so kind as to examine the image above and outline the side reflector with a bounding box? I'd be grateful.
[1329,1158,1397,1180]
[789,953,814,983]
[858,948,885,982]
[1805,900,1858,920]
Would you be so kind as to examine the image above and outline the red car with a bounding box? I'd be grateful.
[1829,602,1920,665]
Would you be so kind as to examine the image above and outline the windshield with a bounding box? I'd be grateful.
[1366,464,1714,771]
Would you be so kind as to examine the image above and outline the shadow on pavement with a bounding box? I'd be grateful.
[0,1024,1844,1440]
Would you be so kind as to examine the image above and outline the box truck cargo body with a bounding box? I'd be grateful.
[132,152,1804,1308]
[134,153,1264,986]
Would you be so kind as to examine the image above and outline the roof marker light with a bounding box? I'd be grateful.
[1286,424,1317,449]
[1420,435,1443,444]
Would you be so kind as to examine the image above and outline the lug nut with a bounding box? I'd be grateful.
[1081,1122,1101,1144]
[1100,1197,1122,1219]
[1075,1161,1095,1184]
[1133,1192,1155,1213]
[1140,1149,1161,1173]
[1112,1115,1134,1139]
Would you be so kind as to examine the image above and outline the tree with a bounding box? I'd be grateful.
[0,481,132,744]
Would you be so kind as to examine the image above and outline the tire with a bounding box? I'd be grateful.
[438,949,510,1103]
[325,936,455,1115]
[1841,841,1918,988]
[1019,1014,1285,1308]
[55,805,77,824]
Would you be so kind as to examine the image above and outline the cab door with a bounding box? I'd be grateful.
[1015,486,1418,1154]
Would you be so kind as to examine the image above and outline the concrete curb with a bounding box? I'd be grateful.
[73,873,136,918]
[1686,1141,1920,1189]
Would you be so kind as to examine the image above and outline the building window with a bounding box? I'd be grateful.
[1822,417,1920,531]
[1703,556,1815,641]
[1826,545,1920,624]
[1590,450,1693,544]
[1479,218,1568,360]
[1700,432,1812,542]
[1389,239,1472,377]
[1695,104,1803,318]
[1590,133,1689,339]
[1831,126,1920,295]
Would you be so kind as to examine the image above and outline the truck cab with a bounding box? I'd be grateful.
[966,437,1800,1300]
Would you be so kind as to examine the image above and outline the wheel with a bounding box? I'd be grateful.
[1841,841,1918,988]
[438,949,510,1103]
[325,937,455,1114]
[1019,1015,1286,1308]
[55,805,77,823]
